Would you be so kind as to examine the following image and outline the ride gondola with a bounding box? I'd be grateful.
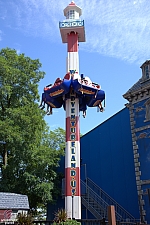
[39,72,105,116]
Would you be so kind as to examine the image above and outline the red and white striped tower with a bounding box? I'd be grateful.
[59,1,85,219]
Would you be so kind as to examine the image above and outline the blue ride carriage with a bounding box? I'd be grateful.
[39,72,105,117]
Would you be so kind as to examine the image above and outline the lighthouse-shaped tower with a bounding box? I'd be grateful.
[59,1,85,219]
[39,1,105,220]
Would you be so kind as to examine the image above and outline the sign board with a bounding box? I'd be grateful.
[59,20,84,28]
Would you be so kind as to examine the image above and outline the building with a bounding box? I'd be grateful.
[123,60,150,223]
[0,192,29,222]
[80,60,150,223]
[47,60,150,224]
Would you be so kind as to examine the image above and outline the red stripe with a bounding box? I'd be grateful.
[66,117,80,142]
[65,167,80,196]
[69,2,76,6]
[67,33,78,52]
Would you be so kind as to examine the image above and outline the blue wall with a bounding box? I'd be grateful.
[133,99,150,223]
[80,107,139,218]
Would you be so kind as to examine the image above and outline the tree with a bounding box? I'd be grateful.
[0,48,65,212]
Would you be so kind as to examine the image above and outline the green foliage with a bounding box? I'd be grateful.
[64,220,81,225]
[54,209,67,223]
[53,219,81,225]
[0,47,65,212]
[16,213,33,225]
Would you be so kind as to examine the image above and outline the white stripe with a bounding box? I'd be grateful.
[65,196,72,219]
[65,141,80,168]
[65,196,81,219]
[72,196,81,219]
[68,52,79,73]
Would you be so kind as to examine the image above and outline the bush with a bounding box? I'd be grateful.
[16,213,33,225]
[53,209,81,225]
[54,209,67,223]
[53,220,81,225]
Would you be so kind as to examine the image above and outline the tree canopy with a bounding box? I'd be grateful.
[0,48,65,211]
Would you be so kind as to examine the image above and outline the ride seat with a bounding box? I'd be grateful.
[64,73,71,80]
[54,78,62,86]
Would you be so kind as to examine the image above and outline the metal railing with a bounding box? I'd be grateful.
[81,178,135,221]
[62,177,135,221]
[81,180,115,220]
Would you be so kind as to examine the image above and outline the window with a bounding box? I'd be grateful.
[145,65,149,79]
[66,11,69,19]
[66,10,75,19]
[145,99,150,121]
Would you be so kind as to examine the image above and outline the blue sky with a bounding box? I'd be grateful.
[0,0,149,134]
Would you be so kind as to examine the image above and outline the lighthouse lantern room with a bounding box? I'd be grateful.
[59,1,85,43]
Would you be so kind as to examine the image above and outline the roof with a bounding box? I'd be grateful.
[124,79,142,95]
[123,78,150,97]
[123,60,150,98]
[140,60,150,68]
[0,192,29,209]
[69,1,76,6]
[63,1,82,17]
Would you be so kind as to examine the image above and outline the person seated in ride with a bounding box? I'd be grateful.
[54,78,62,86]
[98,101,104,112]
[73,72,81,81]
[82,76,92,86]
[39,93,46,109]
[64,72,71,80]
[92,82,101,89]
[46,104,53,115]
[83,110,86,118]
[44,84,52,91]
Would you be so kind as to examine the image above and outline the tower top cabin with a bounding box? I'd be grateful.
[64,1,82,20]
[59,1,85,43]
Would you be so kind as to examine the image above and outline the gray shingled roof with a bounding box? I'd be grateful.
[123,60,150,97]
[0,192,29,209]
[140,60,150,68]
[124,78,150,96]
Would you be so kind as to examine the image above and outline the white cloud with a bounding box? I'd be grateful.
[0,0,150,63]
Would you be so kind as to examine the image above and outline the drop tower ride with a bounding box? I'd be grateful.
[39,1,105,219]
[59,1,85,219]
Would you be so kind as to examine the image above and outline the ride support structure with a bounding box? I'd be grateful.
[61,2,84,219]
[39,1,105,219]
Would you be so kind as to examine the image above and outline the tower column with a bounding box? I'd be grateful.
[59,1,85,219]
[42,0,105,221]
[65,96,81,219]
[67,32,79,74]
[65,32,81,219]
